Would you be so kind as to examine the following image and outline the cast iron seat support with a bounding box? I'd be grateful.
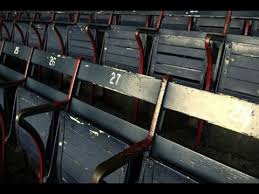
[15,49,80,183]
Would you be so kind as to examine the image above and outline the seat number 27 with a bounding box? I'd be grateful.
[109,72,121,85]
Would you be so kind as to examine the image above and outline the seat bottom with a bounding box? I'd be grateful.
[141,158,197,183]
[55,111,129,183]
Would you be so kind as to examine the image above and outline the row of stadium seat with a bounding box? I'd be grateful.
[0,39,258,183]
[0,10,254,145]
[1,10,259,36]
[1,11,259,183]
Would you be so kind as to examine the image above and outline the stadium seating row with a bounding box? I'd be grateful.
[0,10,259,183]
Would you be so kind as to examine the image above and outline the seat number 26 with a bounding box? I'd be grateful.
[14,47,20,55]
[49,56,57,66]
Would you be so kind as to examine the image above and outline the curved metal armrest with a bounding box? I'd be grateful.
[0,79,25,89]
[16,101,66,124]
[15,101,67,183]
[17,113,46,166]
[92,138,152,183]
[137,27,158,34]
[196,32,227,145]
[92,75,169,183]
[15,101,66,152]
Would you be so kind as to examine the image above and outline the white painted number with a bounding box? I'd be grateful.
[14,46,20,55]
[49,56,56,66]
[110,72,121,85]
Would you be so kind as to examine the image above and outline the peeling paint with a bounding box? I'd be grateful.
[89,129,99,137]
[190,10,198,13]
[69,116,84,125]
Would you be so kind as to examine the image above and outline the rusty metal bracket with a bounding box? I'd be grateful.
[92,75,169,183]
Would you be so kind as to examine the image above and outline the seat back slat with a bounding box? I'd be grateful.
[149,29,208,89]
[3,41,31,60]
[70,98,148,144]
[164,82,259,139]
[30,49,77,76]
[150,136,259,183]
[78,61,161,104]
[217,35,259,103]
[101,25,146,73]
